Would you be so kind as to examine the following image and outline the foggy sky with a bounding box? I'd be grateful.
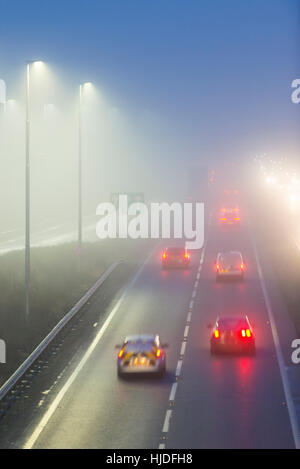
[0,0,299,229]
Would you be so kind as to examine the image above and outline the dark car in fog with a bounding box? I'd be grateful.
[210,316,255,355]
[162,247,190,269]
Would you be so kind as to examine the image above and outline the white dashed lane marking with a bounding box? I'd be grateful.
[159,238,208,448]
[169,383,178,401]
[175,360,183,377]
[162,410,173,433]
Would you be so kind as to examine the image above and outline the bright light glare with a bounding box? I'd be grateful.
[31,60,44,70]
[82,82,93,91]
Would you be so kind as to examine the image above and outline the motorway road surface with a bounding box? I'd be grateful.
[1,211,300,449]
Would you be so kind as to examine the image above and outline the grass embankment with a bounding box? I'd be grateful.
[0,239,153,385]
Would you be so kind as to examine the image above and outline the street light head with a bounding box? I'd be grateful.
[27,61,45,71]
[33,60,44,69]
[82,82,93,90]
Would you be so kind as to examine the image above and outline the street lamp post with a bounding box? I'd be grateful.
[78,84,83,253]
[25,61,43,320]
[78,82,92,257]
[25,62,31,320]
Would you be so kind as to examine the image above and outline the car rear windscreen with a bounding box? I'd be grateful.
[167,248,185,254]
[220,253,241,264]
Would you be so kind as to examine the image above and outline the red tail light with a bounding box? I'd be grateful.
[220,217,227,221]
[241,329,252,338]
[118,349,124,358]
[184,251,190,259]
[234,217,240,221]
[156,349,162,358]
[240,263,244,270]
[162,252,166,259]
[216,264,220,271]
[214,329,220,339]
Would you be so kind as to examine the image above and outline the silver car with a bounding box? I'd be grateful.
[215,251,245,281]
[116,334,167,377]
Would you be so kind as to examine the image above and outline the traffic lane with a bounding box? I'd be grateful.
[25,248,201,449]
[167,224,295,448]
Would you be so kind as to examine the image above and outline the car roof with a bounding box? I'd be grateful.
[221,207,239,212]
[124,334,157,343]
[216,315,250,328]
[217,251,242,258]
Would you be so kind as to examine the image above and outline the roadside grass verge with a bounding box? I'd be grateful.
[0,239,154,386]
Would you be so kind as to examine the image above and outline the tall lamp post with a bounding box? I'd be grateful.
[78,82,92,255]
[25,60,43,320]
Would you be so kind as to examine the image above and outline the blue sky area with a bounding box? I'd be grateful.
[0,0,299,164]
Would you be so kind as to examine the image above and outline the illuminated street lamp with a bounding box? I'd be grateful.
[25,60,44,320]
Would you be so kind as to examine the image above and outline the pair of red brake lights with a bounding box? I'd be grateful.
[213,328,252,339]
[162,251,190,260]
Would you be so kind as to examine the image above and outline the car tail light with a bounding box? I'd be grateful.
[214,329,220,339]
[240,263,244,270]
[156,349,162,358]
[234,217,240,221]
[216,264,220,271]
[162,252,166,259]
[220,217,227,221]
[184,252,190,259]
[241,329,252,338]
[118,349,124,358]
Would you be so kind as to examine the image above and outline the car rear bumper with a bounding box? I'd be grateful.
[217,270,242,275]
[118,361,164,374]
[162,261,190,268]
[217,271,243,279]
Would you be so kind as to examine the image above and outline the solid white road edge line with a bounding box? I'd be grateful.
[253,238,300,449]
[23,244,158,450]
